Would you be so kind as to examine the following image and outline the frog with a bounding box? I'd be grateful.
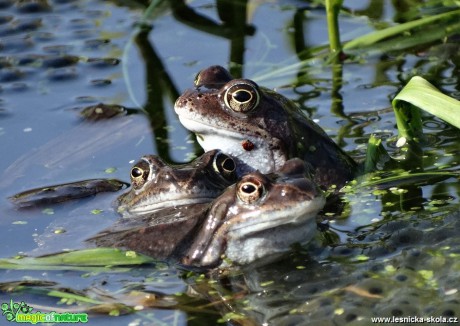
[174,65,357,189]
[116,149,237,217]
[89,158,326,268]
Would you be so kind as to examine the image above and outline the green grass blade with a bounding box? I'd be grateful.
[47,289,103,305]
[393,76,460,131]
[0,248,156,271]
[34,248,155,266]
[344,9,460,50]
[357,171,459,188]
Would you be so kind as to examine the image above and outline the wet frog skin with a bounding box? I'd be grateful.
[89,204,210,260]
[91,159,325,268]
[183,158,325,267]
[117,150,237,217]
[174,65,357,189]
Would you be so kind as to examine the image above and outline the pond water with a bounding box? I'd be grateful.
[0,0,459,325]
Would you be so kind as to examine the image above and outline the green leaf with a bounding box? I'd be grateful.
[0,248,156,271]
[356,171,459,188]
[363,134,394,173]
[344,9,460,50]
[393,76,460,131]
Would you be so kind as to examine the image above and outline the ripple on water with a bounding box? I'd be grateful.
[89,79,111,87]
[46,67,78,81]
[0,35,34,52]
[0,15,14,24]
[15,0,52,13]
[42,44,74,54]
[42,55,79,68]
[0,17,43,36]
[86,57,120,67]
[0,67,24,82]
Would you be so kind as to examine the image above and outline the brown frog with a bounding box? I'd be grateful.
[90,158,326,268]
[117,150,237,218]
[174,65,357,189]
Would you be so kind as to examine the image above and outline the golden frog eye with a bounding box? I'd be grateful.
[237,177,264,204]
[213,152,237,182]
[130,160,150,190]
[223,80,260,113]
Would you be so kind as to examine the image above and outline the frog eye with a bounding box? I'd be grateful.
[223,81,260,113]
[213,152,237,182]
[130,160,151,190]
[237,177,265,204]
[131,167,143,178]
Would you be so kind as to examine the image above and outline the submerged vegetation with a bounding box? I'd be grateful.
[323,0,460,184]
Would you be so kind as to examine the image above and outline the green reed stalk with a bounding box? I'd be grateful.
[325,0,343,54]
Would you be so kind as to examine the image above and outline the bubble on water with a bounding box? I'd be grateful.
[445,288,458,296]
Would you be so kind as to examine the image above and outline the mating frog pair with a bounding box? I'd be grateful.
[105,66,357,268]
[94,152,325,267]
[10,66,355,268]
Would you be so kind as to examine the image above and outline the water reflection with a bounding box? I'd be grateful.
[170,0,255,77]
[128,0,257,161]
[133,25,183,163]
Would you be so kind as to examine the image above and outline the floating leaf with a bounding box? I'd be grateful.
[0,248,156,272]
[105,167,117,174]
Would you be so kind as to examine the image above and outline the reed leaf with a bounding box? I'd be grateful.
[0,248,156,271]
[344,9,460,50]
[393,76,460,134]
